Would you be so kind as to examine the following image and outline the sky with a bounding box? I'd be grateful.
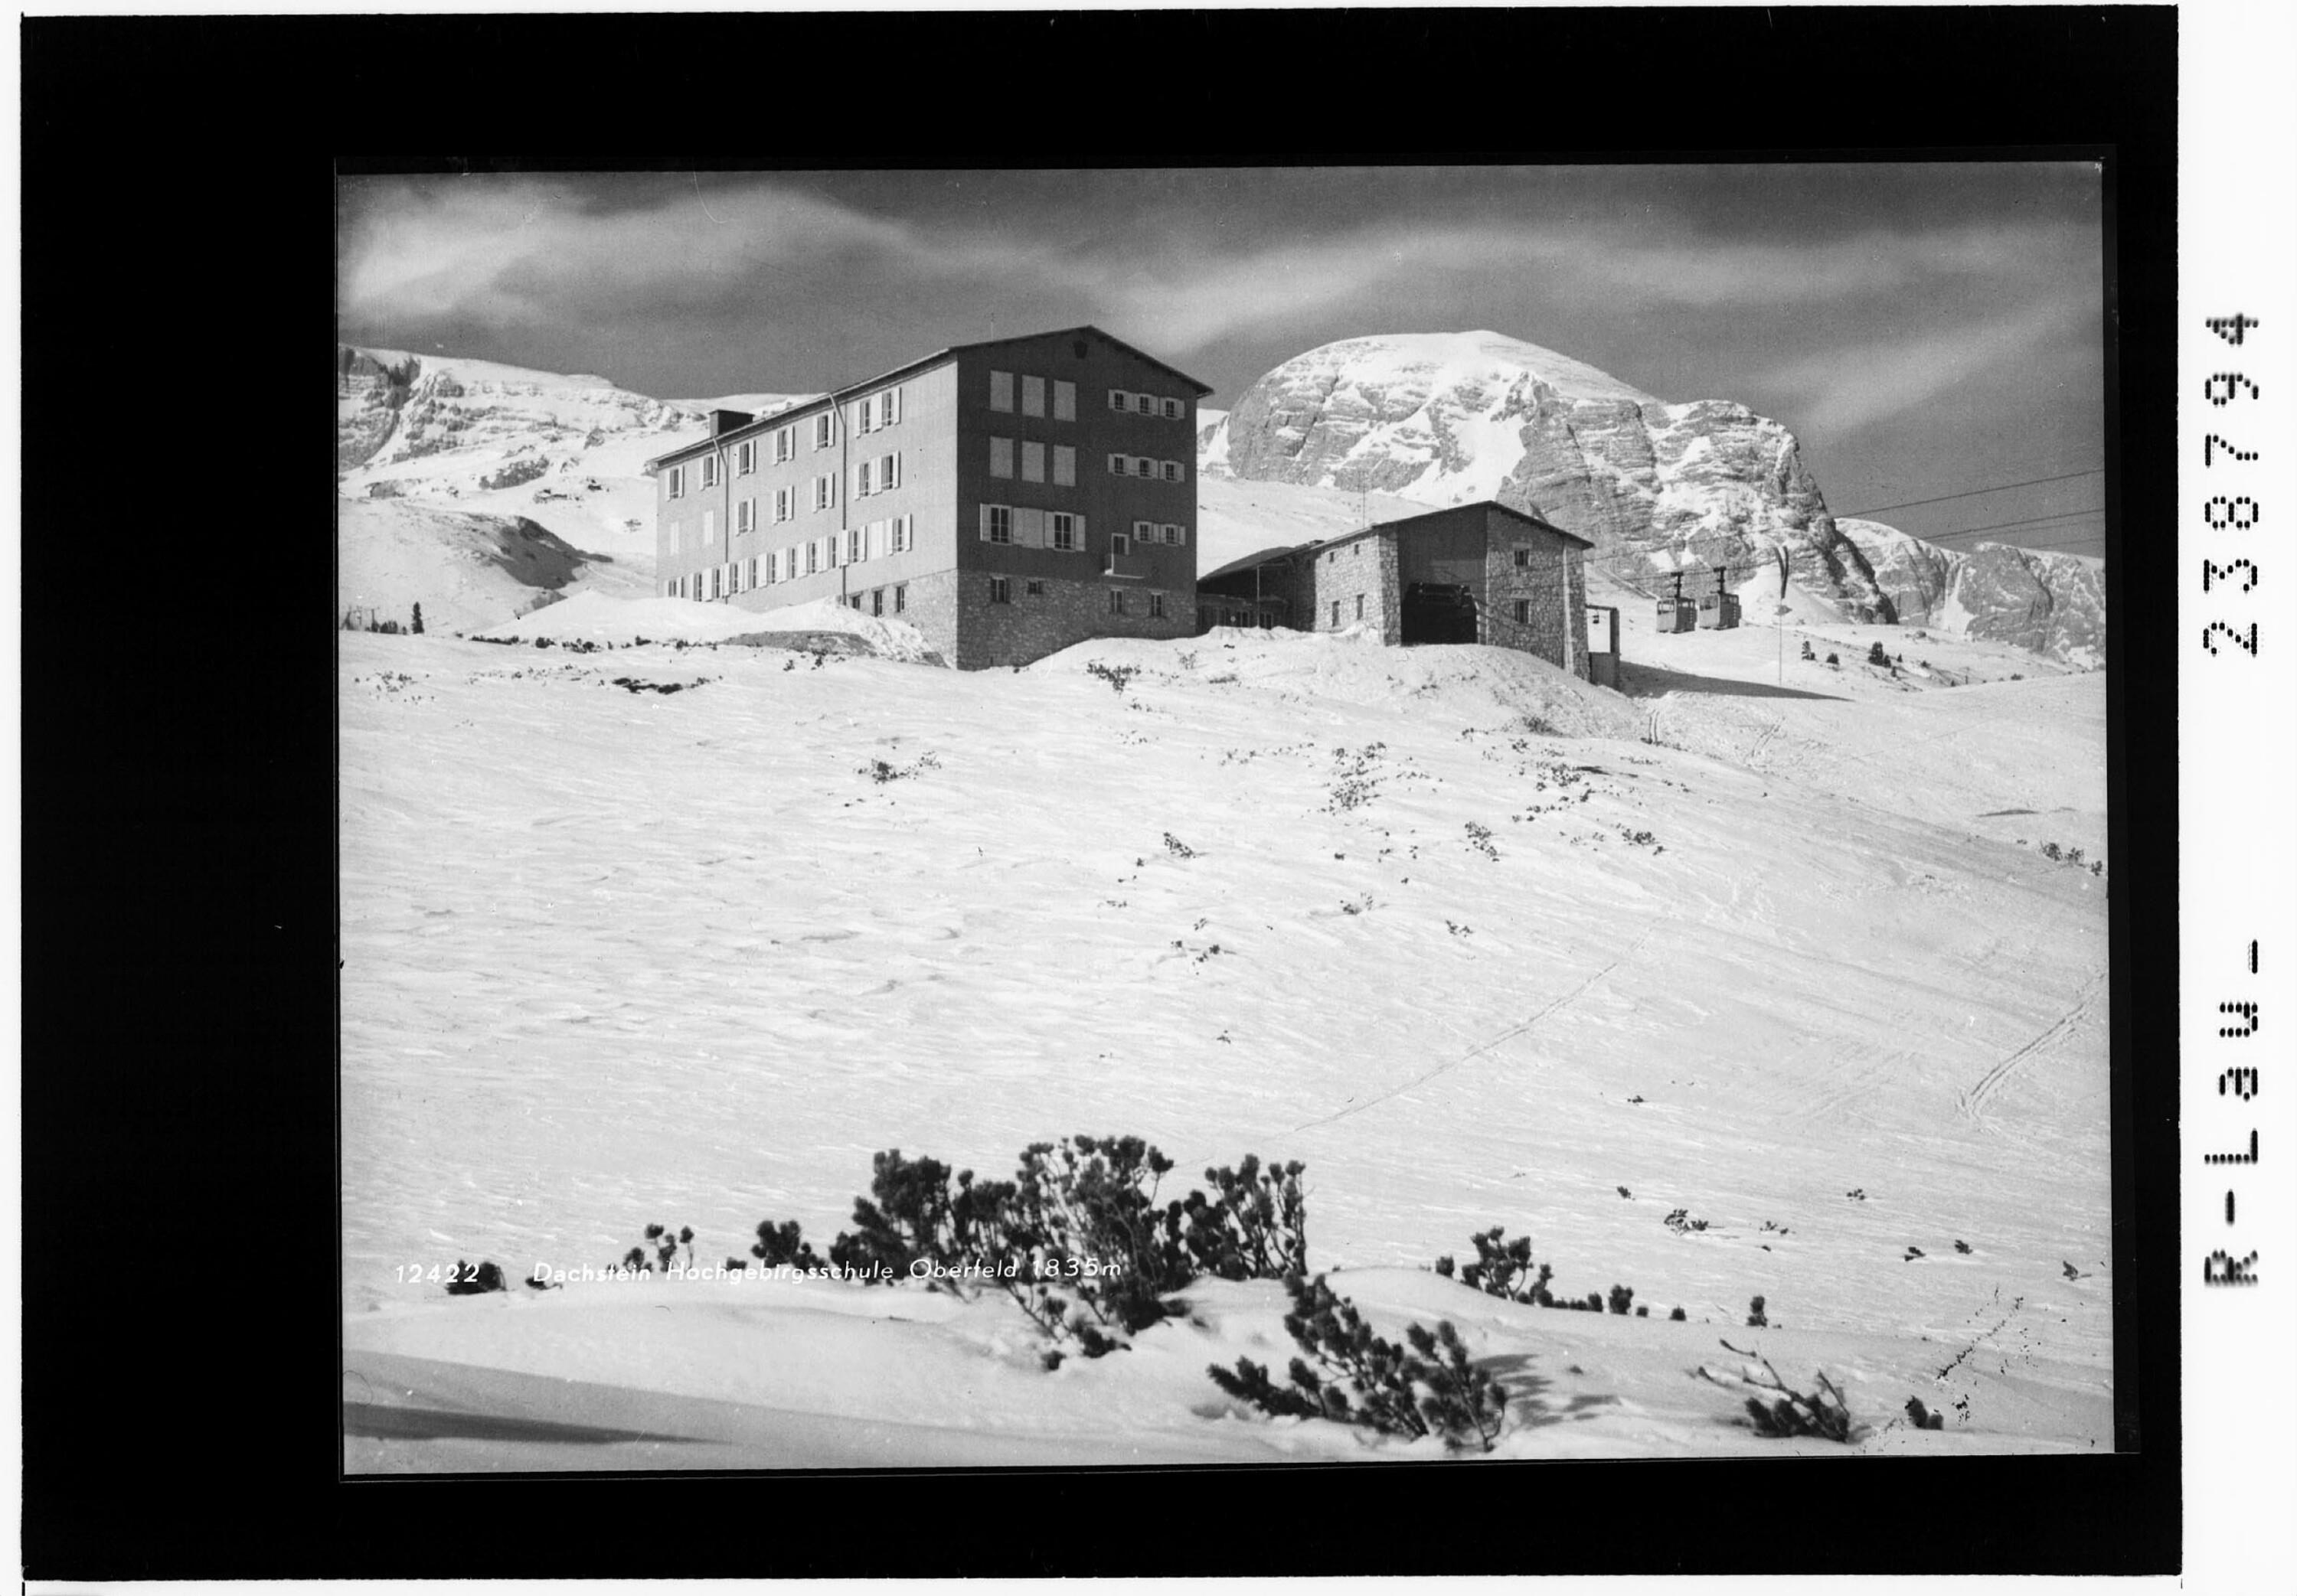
[338,165,2108,557]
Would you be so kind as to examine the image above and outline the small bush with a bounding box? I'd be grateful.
[1670,1306,1687,1321]
[2041,841,2063,861]
[1906,1396,1946,1431]
[1449,1227,1551,1305]
[751,1219,825,1271]
[1086,661,1139,694]
[444,1259,506,1295]
[1746,1295,1768,1327]
[1172,1154,1307,1282]
[1207,1272,1508,1452]
[1608,1284,1635,1316]
[1701,1339,1859,1442]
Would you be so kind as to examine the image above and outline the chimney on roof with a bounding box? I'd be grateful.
[711,409,753,437]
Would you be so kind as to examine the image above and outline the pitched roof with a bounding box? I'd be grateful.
[1202,501,1596,578]
[645,325,1214,472]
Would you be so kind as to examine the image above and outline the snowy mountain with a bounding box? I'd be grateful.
[336,344,807,628]
[1836,519,2106,671]
[1217,331,1892,621]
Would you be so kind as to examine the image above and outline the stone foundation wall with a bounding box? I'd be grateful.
[1300,534,1400,641]
[1482,538,1586,678]
[953,570,1194,669]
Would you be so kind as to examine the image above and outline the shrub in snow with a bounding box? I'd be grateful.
[1746,1295,1768,1327]
[1670,1307,1687,1321]
[2041,841,2063,861]
[1085,661,1139,694]
[1905,1396,1946,1431]
[410,602,424,635]
[1437,1227,1551,1306]
[750,1219,825,1271]
[1700,1339,1858,1442]
[1608,1284,1635,1316]
[1207,1271,1509,1452]
[444,1259,506,1295]
[1171,1153,1307,1282]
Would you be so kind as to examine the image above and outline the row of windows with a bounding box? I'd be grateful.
[1106,388,1188,421]
[1108,454,1186,482]
[985,576,1166,618]
[988,370,1077,422]
[667,566,912,617]
[987,436,1077,486]
[663,387,907,496]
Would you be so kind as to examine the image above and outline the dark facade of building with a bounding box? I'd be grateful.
[645,326,1212,669]
[1196,501,1596,679]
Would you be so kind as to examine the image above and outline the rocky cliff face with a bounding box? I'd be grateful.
[336,344,699,476]
[1836,519,2104,670]
[1215,331,1890,620]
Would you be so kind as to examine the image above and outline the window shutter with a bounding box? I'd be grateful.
[1109,388,1125,410]
[1074,514,1087,545]
[979,504,995,541]
[1054,380,1076,422]
[884,452,899,488]
[1108,453,1124,475]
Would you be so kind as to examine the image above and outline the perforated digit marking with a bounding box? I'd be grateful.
[2205,373,2262,405]
[2207,314,2259,346]
[2204,559,2259,593]
[2203,622,2259,656]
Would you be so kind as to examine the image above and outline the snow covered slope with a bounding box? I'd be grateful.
[337,346,806,630]
[1220,331,1890,621]
[342,621,2110,1467]
[1836,519,2105,671]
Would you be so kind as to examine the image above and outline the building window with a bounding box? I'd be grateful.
[879,452,899,491]
[1162,460,1185,482]
[710,566,723,599]
[701,454,720,488]
[667,465,685,498]
[872,589,884,616]
[1112,531,1130,559]
[1050,511,1079,552]
[1355,594,1365,620]
[814,474,836,511]
[747,557,758,589]
[737,440,756,475]
[773,487,792,522]
[1053,444,1076,487]
[989,370,1015,413]
[893,514,913,553]
[813,413,835,449]
[1148,592,1165,618]
[1107,452,1129,476]
[1021,440,1045,483]
[850,595,864,611]
[1514,599,1531,623]
[1135,393,1158,414]
[1054,380,1076,422]
[989,576,1012,604]
[877,388,900,428]
[776,426,796,463]
[1108,589,1126,615]
[857,458,875,496]
[805,542,819,576]
[1108,387,1128,411]
[1026,579,1045,596]
[895,583,907,613]
[846,527,864,563]
[1162,397,1184,420]
[665,579,677,599]
[1132,457,1154,478]
[982,504,1014,543]
[1331,600,1341,626]
[737,499,754,535]
[1022,374,1045,417]
[1514,547,1531,566]
[989,436,1014,479]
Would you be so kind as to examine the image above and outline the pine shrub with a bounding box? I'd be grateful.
[1171,1154,1307,1281]
[1747,1294,1768,1327]
[1701,1338,1859,1442]
[1452,1226,1551,1304]
[1207,1272,1509,1452]
[751,1219,826,1271]
[1669,1306,1688,1321]
[1608,1284,1635,1315]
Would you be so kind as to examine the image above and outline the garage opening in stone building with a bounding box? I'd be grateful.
[1194,501,1596,677]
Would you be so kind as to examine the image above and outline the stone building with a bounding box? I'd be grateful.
[1195,501,1595,678]
[645,326,1212,669]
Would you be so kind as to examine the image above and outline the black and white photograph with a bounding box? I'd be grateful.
[335,158,2119,1472]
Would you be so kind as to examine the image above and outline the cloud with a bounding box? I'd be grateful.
[338,177,938,325]
[1752,299,2093,434]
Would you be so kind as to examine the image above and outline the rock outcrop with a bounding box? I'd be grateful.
[1837,519,2104,670]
